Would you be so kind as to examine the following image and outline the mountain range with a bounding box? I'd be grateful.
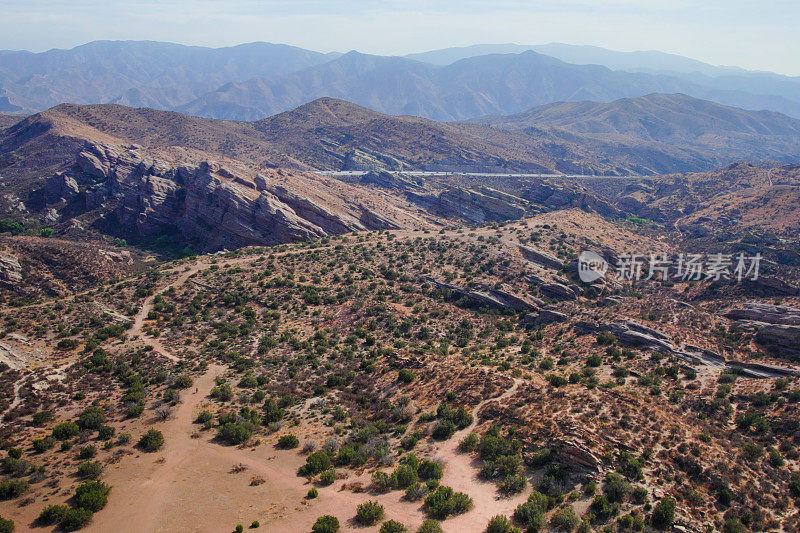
[2,40,800,122]
[2,94,800,199]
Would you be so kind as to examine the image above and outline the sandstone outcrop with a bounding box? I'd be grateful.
[518,245,564,270]
[723,303,800,361]
[424,277,539,313]
[38,142,401,250]
[0,252,22,285]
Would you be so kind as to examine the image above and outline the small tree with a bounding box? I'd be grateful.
[355,500,384,525]
[138,429,165,452]
[312,515,340,533]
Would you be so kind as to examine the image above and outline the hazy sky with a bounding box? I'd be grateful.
[1,0,799,75]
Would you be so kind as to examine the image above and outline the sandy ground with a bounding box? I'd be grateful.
[1,247,533,533]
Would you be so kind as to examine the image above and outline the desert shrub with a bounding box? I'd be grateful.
[722,519,745,533]
[500,474,527,495]
[372,471,393,493]
[380,520,407,533]
[486,515,520,533]
[172,374,193,389]
[196,410,213,424]
[77,461,103,479]
[318,469,337,486]
[398,369,415,383]
[417,460,443,481]
[551,506,580,531]
[0,517,11,533]
[312,515,340,533]
[125,403,144,418]
[431,420,456,440]
[458,432,479,452]
[0,480,28,500]
[59,508,93,532]
[38,504,70,524]
[97,425,115,440]
[589,494,615,521]
[32,436,56,453]
[138,429,164,452]
[77,406,105,430]
[404,482,428,501]
[416,520,443,533]
[276,434,299,449]
[392,463,418,489]
[251,521,260,529]
[424,486,472,519]
[32,410,54,426]
[603,472,631,502]
[211,383,233,401]
[301,451,332,476]
[513,496,546,530]
[217,423,252,445]
[74,480,110,511]
[307,488,318,499]
[78,445,97,460]
[355,500,384,525]
[52,421,80,440]
[235,525,243,533]
[651,496,676,529]
[631,486,649,504]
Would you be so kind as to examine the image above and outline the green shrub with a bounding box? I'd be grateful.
[0,480,28,500]
[235,525,244,533]
[486,515,520,533]
[380,520,407,533]
[603,472,630,502]
[355,500,384,525]
[250,521,260,529]
[78,445,97,460]
[651,496,676,529]
[172,374,193,389]
[52,421,80,440]
[417,460,443,481]
[276,434,299,449]
[550,506,580,531]
[301,451,332,476]
[391,463,418,489]
[312,515,340,533]
[59,508,93,532]
[500,474,527,495]
[424,486,472,519]
[318,469,337,486]
[77,406,105,430]
[38,504,70,525]
[97,425,116,440]
[416,520,443,533]
[0,516,12,533]
[32,410,54,426]
[32,436,56,453]
[77,461,103,479]
[431,420,456,440]
[307,488,318,499]
[138,429,164,452]
[458,432,479,452]
[217,423,252,445]
[74,480,110,511]
[196,410,213,424]
[398,369,415,383]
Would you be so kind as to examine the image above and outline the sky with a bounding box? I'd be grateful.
[1,0,799,76]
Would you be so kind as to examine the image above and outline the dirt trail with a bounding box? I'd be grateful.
[426,377,529,531]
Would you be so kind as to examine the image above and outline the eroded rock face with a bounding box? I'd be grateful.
[724,303,800,361]
[522,179,622,218]
[424,277,539,313]
[518,245,564,270]
[0,252,22,285]
[38,142,399,250]
[576,317,800,377]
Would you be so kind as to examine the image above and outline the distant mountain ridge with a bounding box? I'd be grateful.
[2,95,799,189]
[1,40,800,121]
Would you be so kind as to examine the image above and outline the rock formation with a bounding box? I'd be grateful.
[38,142,401,250]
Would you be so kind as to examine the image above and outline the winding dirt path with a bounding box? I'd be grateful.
[428,377,529,530]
